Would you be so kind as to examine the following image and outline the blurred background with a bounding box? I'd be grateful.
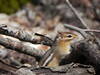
[0,0,99,34]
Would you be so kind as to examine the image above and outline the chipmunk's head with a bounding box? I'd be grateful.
[56,32,79,56]
[57,32,78,42]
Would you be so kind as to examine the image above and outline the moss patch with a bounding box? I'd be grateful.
[0,0,30,14]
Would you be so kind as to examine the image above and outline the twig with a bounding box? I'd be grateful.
[64,24,89,38]
[84,29,100,33]
[39,44,56,66]
[0,47,24,67]
[35,33,53,46]
[0,24,53,46]
[66,0,88,28]
[39,35,58,66]
[0,47,8,58]
[0,59,18,73]
[65,0,100,47]
[0,34,45,61]
[31,63,95,75]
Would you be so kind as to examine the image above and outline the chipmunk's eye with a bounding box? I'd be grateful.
[66,34,73,38]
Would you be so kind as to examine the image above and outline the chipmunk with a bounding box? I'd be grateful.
[47,32,79,67]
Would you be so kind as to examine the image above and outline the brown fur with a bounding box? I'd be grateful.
[48,32,78,67]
